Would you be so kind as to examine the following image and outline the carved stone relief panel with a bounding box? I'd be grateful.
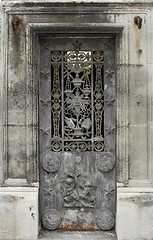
[39,37,116,231]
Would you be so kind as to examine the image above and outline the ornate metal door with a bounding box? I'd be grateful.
[39,37,116,231]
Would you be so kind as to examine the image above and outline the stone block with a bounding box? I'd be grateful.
[129,126,148,180]
[0,2,153,240]
[116,188,153,240]
[0,187,38,240]
[7,126,27,179]
[39,231,117,240]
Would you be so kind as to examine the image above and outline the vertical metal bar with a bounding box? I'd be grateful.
[91,51,94,151]
[103,51,106,143]
[61,51,64,151]
[50,52,52,141]
[102,53,104,142]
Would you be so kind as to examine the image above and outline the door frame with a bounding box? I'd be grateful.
[39,35,117,231]
[26,22,125,183]
[25,23,125,231]
[1,3,152,239]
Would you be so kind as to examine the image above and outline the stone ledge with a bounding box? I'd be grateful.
[0,186,38,191]
[117,190,153,240]
[39,231,117,240]
[1,0,153,3]
[117,187,153,193]
[2,0,153,7]
[0,188,39,240]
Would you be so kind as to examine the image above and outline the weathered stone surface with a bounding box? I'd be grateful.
[1,0,153,3]
[1,0,152,188]
[117,188,153,240]
[0,1,153,240]
[1,2,151,185]
[0,187,38,240]
[39,230,117,240]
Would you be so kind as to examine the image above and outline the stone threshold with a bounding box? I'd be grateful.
[39,231,117,240]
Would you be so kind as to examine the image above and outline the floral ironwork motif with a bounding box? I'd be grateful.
[51,63,61,140]
[50,47,104,151]
[94,64,104,140]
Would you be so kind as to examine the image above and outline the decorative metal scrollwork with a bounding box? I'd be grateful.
[42,152,61,173]
[94,63,104,141]
[64,141,91,151]
[51,51,61,62]
[96,152,115,172]
[42,209,61,230]
[49,46,105,151]
[51,63,61,138]
[93,51,104,62]
[51,141,62,152]
[94,141,104,152]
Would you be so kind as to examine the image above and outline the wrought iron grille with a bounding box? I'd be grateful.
[50,50,104,152]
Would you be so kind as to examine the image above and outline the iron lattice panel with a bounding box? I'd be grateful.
[50,50,104,152]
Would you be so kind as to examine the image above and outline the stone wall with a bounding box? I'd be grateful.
[0,1,153,240]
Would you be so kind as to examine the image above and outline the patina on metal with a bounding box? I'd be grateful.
[39,37,116,231]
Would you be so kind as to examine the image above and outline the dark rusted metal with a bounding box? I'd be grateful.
[59,224,97,231]
[134,16,143,29]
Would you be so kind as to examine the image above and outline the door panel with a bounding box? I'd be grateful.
[39,37,116,231]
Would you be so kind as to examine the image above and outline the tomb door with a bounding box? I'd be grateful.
[39,37,116,231]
